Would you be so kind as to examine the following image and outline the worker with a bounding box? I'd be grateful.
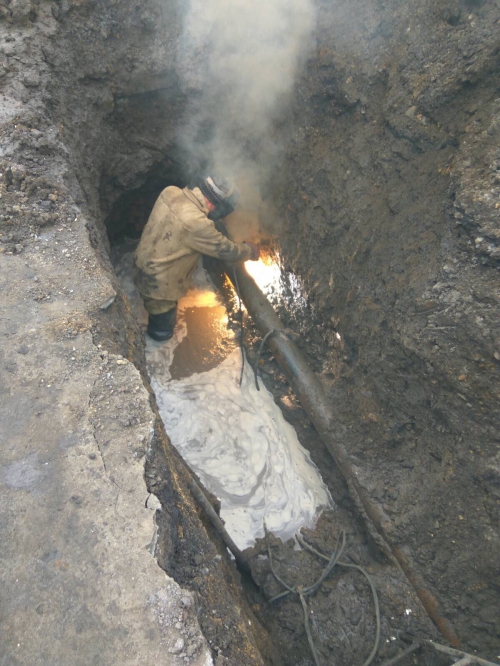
[133,176,260,342]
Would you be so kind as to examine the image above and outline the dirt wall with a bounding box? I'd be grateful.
[269,0,500,654]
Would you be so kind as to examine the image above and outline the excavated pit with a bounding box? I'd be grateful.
[93,51,500,654]
[1,0,499,664]
[101,158,495,666]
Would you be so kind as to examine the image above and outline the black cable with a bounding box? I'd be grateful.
[232,266,245,387]
[253,329,283,391]
[297,531,381,666]
[186,473,250,572]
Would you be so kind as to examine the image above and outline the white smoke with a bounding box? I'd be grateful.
[178,0,316,188]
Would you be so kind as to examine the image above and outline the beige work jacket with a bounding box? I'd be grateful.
[133,186,252,304]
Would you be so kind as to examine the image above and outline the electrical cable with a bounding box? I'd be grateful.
[296,531,381,666]
[265,527,380,666]
[253,328,283,391]
[232,266,245,387]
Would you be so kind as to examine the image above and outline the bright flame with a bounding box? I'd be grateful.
[244,257,281,295]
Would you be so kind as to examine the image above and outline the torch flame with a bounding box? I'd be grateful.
[244,255,281,295]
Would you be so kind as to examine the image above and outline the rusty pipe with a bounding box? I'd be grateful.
[185,472,250,573]
[226,262,460,647]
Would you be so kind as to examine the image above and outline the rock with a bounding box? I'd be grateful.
[171,638,184,655]
[23,71,40,87]
[100,292,116,309]
[9,81,29,104]
[186,643,197,657]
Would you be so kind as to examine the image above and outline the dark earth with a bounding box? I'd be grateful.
[1,0,499,664]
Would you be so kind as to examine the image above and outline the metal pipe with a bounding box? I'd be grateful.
[185,472,250,573]
[226,263,460,647]
[399,633,499,666]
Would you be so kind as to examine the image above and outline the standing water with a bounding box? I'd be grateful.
[114,245,332,550]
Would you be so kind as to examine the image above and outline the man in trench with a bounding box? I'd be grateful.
[133,176,260,341]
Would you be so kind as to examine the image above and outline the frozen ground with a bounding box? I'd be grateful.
[0,223,214,666]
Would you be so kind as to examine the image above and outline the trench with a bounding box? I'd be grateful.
[82,3,499,662]
[103,174,447,666]
[1,0,498,661]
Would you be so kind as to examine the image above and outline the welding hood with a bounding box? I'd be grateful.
[208,193,239,222]
[199,176,239,222]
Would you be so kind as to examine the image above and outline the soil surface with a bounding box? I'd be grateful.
[1,0,499,663]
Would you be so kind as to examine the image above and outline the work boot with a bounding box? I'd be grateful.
[147,307,177,342]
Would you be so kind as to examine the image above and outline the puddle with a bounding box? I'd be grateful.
[169,304,235,380]
[114,243,332,550]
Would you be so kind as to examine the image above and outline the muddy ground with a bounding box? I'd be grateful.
[1,0,499,663]
[205,267,449,665]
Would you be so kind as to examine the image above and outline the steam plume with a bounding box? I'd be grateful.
[178,0,315,192]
